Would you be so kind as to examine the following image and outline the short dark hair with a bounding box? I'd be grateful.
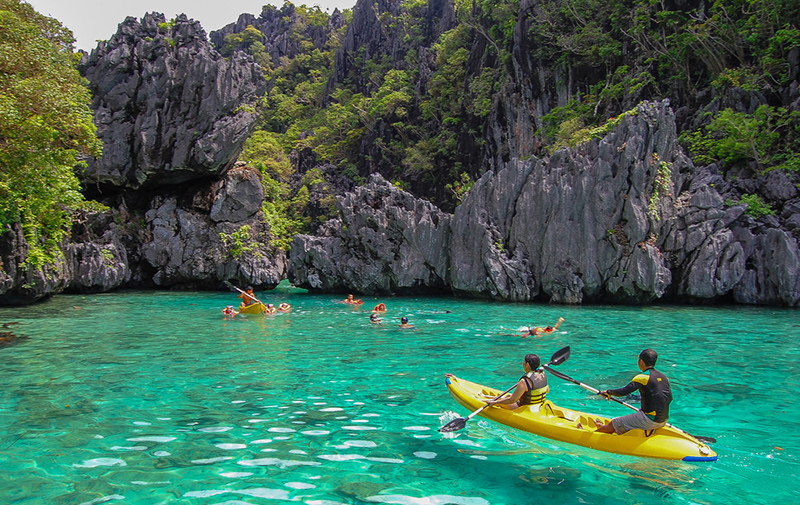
[639,348,658,367]
[524,353,541,369]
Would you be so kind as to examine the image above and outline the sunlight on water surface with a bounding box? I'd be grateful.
[0,290,797,504]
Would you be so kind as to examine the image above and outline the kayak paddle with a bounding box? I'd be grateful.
[542,362,717,444]
[439,346,571,433]
[223,280,266,312]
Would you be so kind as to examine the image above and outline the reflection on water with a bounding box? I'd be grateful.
[0,292,797,504]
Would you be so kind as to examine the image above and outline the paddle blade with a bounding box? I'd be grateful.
[438,417,467,433]
[549,346,570,366]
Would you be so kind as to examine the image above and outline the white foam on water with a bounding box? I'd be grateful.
[238,488,292,499]
[220,472,253,478]
[251,439,272,444]
[361,413,380,417]
[343,425,378,431]
[402,426,430,431]
[132,421,151,426]
[153,451,171,457]
[183,489,229,498]
[191,456,234,464]
[414,451,437,459]
[237,457,321,469]
[301,430,330,436]
[77,494,126,505]
[365,494,490,505]
[285,481,316,490]
[267,427,296,433]
[319,407,344,412]
[110,445,147,451]
[215,443,247,450]
[127,436,176,443]
[74,458,127,468]
[198,426,233,433]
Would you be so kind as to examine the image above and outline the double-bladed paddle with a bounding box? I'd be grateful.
[541,361,717,444]
[223,280,266,312]
[438,346,571,433]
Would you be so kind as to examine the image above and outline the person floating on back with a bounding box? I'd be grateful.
[222,305,239,318]
[483,353,550,409]
[594,348,672,435]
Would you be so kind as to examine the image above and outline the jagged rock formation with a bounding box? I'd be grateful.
[142,165,286,288]
[210,3,346,64]
[79,12,266,191]
[289,173,451,294]
[290,101,800,306]
[0,13,283,304]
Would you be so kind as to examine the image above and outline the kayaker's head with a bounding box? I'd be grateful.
[639,348,657,369]
[246,286,253,292]
[524,353,541,371]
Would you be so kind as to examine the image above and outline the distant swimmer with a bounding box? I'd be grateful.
[373,303,387,312]
[222,305,239,318]
[399,317,414,329]
[521,317,564,337]
[501,317,564,338]
[278,302,291,312]
[265,303,277,314]
[343,294,364,305]
[370,313,382,324]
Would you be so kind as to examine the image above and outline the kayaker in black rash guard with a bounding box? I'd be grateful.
[594,348,672,435]
[483,354,550,409]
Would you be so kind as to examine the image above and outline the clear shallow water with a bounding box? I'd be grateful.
[0,289,797,504]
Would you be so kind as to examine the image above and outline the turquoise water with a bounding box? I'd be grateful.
[0,289,797,504]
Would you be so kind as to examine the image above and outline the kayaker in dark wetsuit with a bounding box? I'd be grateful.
[595,348,672,435]
[484,354,550,409]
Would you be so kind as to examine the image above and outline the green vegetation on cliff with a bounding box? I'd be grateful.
[0,0,102,267]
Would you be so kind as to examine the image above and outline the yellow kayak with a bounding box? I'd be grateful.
[444,375,717,462]
[238,302,266,314]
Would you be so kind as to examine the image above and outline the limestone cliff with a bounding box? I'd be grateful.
[289,101,800,306]
[79,13,266,191]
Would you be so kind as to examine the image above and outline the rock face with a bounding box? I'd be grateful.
[289,173,451,294]
[142,166,286,288]
[0,13,282,304]
[289,101,800,306]
[79,13,266,191]
[210,3,346,64]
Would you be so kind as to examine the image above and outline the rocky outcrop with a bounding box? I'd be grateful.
[289,101,800,306]
[210,4,346,64]
[142,166,287,288]
[79,12,266,191]
[289,173,451,294]
[0,224,70,304]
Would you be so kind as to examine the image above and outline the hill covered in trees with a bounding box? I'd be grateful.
[215,0,800,247]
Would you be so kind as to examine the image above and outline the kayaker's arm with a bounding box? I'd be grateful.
[600,381,638,399]
[484,379,525,406]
